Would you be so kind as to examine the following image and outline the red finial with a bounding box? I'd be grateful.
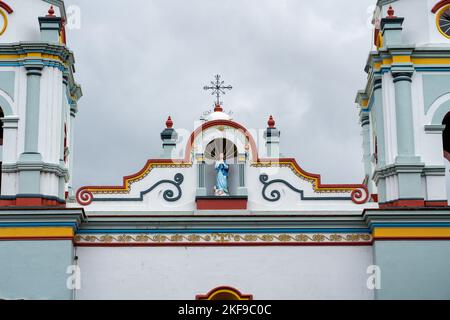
[387,6,396,18]
[47,5,55,17]
[214,103,223,112]
[268,115,275,128]
[166,116,173,128]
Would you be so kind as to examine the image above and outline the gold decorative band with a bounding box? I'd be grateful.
[74,233,372,245]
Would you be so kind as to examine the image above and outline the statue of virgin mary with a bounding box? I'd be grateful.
[214,153,229,196]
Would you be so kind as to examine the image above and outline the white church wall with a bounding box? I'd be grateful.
[75,245,375,300]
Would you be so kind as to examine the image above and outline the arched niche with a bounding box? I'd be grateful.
[194,125,249,197]
[429,96,450,125]
[203,138,240,196]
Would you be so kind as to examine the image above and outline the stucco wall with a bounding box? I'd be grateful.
[75,246,374,300]
[373,240,450,300]
[0,240,74,300]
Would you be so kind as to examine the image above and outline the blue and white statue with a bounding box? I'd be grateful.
[214,153,229,196]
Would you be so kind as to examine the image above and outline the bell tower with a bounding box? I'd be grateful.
[0,1,82,206]
[356,0,450,208]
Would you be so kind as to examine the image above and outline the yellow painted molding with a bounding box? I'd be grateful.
[370,57,450,71]
[411,58,450,65]
[373,227,450,238]
[0,53,66,65]
[382,58,393,66]
[392,55,411,63]
[0,227,74,239]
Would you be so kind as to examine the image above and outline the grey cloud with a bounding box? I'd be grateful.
[66,0,375,189]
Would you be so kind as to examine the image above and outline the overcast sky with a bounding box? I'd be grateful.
[66,0,376,189]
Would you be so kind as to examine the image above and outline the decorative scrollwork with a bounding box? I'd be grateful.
[135,173,184,202]
[74,233,373,245]
[76,188,93,206]
[350,186,369,204]
[259,174,302,202]
[76,173,184,205]
[159,173,184,202]
[259,174,369,204]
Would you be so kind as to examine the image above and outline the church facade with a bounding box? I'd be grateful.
[1,0,450,300]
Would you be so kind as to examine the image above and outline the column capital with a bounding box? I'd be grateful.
[392,71,413,83]
[360,112,370,127]
[373,78,383,91]
[24,61,44,76]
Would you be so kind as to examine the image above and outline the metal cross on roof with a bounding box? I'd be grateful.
[203,74,233,106]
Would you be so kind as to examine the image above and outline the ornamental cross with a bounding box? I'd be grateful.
[203,74,233,105]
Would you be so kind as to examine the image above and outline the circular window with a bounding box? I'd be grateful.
[437,5,450,39]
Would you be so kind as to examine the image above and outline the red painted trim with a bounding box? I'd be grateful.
[196,198,248,210]
[374,28,380,47]
[371,194,379,202]
[0,198,65,207]
[75,242,374,247]
[196,286,253,300]
[379,199,425,208]
[425,200,448,207]
[432,0,450,13]
[185,120,259,161]
[0,1,13,14]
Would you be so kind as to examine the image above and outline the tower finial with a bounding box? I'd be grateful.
[166,116,173,129]
[387,6,396,18]
[214,103,223,112]
[47,5,55,17]
[268,115,275,128]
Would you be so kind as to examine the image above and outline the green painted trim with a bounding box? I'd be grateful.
[18,170,41,194]
[0,71,15,101]
[425,125,446,133]
[2,162,69,179]
[431,99,450,125]
[0,94,13,116]
[423,75,450,114]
